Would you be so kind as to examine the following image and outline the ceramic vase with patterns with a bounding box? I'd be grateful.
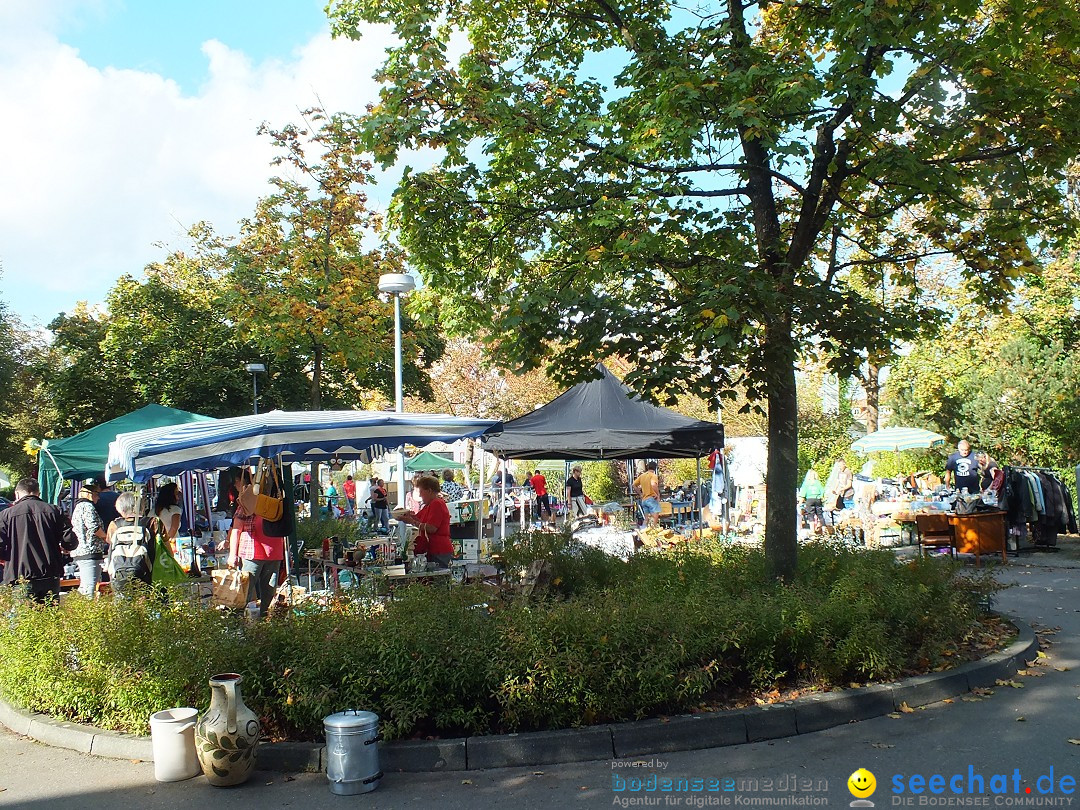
[195,673,261,786]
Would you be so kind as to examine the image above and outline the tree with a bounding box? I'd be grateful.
[226,109,445,511]
[330,0,1080,577]
[46,303,138,433]
[889,250,1080,467]
[104,259,312,417]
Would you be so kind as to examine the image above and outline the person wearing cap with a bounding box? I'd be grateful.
[566,466,589,520]
[72,478,108,597]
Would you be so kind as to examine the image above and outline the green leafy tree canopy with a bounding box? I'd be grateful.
[330,0,1080,576]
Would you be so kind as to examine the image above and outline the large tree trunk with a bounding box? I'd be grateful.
[764,321,799,581]
[862,362,881,434]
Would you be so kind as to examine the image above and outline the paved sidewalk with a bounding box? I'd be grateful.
[1,559,1077,809]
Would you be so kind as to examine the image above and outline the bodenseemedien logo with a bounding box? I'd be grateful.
[849,768,877,808]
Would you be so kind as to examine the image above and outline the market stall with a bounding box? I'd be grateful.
[106,410,504,596]
[483,364,725,539]
[36,404,213,504]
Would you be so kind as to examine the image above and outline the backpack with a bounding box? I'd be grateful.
[107,519,153,592]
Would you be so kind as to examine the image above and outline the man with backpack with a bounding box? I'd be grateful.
[106,491,158,597]
[0,478,78,602]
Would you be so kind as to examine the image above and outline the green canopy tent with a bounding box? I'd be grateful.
[389,450,467,472]
[37,404,214,503]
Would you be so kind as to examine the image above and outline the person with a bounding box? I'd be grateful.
[522,471,533,492]
[976,452,1000,491]
[71,478,108,597]
[799,469,825,534]
[154,482,183,555]
[529,469,552,522]
[400,475,454,569]
[342,475,357,517]
[440,469,465,502]
[370,477,390,533]
[405,472,424,512]
[566,465,589,519]
[823,459,853,512]
[491,468,515,489]
[325,481,338,512]
[633,461,662,528]
[227,512,284,617]
[0,478,78,602]
[105,491,157,598]
[945,440,980,494]
[95,477,121,528]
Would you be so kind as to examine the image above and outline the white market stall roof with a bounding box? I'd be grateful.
[107,410,502,483]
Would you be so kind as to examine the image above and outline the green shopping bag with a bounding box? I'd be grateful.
[152,535,188,586]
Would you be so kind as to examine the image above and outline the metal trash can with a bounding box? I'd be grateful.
[324,710,382,795]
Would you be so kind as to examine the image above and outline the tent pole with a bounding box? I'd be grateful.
[478,449,485,554]
[279,457,293,603]
[696,456,703,535]
[500,462,507,545]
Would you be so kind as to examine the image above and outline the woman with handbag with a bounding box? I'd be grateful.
[154,482,183,555]
[227,513,284,617]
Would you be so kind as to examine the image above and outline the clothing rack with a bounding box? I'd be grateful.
[1002,466,1068,555]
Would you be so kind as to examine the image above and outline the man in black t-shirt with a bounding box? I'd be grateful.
[945,440,981,493]
[565,466,589,519]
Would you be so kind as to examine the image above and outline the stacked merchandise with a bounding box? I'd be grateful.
[1000,467,1078,549]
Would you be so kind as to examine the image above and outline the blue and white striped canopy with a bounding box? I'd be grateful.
[851,426,946,454]
[107,410,502,483]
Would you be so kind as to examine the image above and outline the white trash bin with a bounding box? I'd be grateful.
[149,708,201,782]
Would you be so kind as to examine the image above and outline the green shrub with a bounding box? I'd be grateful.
[293,515,364,550]
[0,540,987,740]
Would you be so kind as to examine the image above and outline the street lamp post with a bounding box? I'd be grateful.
[244,363,266,415]
[378,273,416,510]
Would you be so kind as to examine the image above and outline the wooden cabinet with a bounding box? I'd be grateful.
[949,511,1007,566]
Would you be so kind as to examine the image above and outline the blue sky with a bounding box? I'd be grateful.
[0,0,393,327]
[57,0,328,93]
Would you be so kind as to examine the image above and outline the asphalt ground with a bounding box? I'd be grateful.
[2,553,1078,810]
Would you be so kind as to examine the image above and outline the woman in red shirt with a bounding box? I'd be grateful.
[227,513,284,617]
[401,475,453,568]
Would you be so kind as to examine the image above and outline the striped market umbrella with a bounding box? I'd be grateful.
[851,427,946,454]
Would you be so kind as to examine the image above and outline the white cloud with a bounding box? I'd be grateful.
[0,5,397,325]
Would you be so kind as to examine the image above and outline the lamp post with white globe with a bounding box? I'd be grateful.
[378,272,416,510]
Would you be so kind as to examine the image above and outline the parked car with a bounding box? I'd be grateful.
[0,496,12,511]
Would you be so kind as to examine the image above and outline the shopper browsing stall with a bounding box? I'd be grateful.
[945,440,980,494]
[566,466,589,519]
[399,475,453,569]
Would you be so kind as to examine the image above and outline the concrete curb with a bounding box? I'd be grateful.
[0,616,1038,773]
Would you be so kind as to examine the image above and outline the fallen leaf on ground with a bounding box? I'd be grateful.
[283,776,295,782]
[899,702,915,713]
[533,771,545,776]
[888,713,902,719]
[972,688,995,696]
[462,779,474,785]
[1068,740,1080,746]
[996,679,1025,688]
[1056,667,1070,672]
[871,743,894,749]
[942,698,954,704]
[962,697,982,702]
[1017,716,1026,722]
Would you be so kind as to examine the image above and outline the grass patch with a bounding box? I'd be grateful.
[0,537,994,740]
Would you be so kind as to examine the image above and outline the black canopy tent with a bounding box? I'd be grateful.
[483,365,725,532]
[483,365,724,460]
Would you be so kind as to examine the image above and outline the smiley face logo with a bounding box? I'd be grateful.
[848,768,877,799]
